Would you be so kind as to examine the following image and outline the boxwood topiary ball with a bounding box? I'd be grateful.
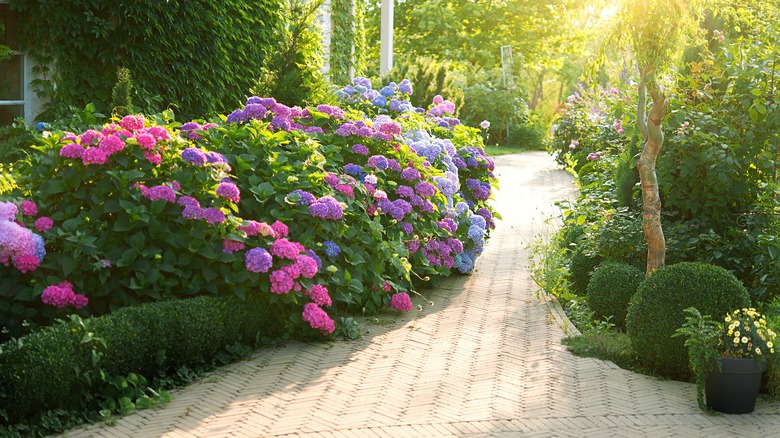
[626,262,751,379]
[569,246,602,296]
[587,262,644,330]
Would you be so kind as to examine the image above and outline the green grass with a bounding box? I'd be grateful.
[561,330,644,372]
[484,145,530,156]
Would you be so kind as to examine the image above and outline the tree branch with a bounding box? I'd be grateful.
[637,80,649,140]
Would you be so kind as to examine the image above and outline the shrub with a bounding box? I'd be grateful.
[568,246,601,296]
[381,54,466,113]
[626,262,751,379]
[0,295,276,428]
[586,262,644,329]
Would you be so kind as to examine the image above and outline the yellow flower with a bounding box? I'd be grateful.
[754,321,761,328]
[756,348,762,355]
[735,331,741,338]
[742,336,749,344]
[734,321,740,327]
[768,341,774,349]
[733,337,740,344]
[725,315,732,323]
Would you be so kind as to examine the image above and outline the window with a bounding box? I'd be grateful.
[0,2,26,125]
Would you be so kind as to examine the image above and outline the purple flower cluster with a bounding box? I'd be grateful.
[239,220,275,237]
[245,247,273,273]
[289,189,316,205]
[145,184,177,203]
[466,178,491,201]
[316,104,345,119]
[41,281,88,309]
[182,147,208,165]
[415,181,436,198]
[309,196,344,220]
[270,269,295,294]
[343,163,362,175]
[202,207,226,224]
[302,302,336,334]
[437,218,458,234]
[367,155,389,170]
[352,144,369,155]
[216,181,241,203]
[378,199,413,221]
[400,167,421,181]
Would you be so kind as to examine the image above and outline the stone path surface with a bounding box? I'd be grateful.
[59,152,780,437]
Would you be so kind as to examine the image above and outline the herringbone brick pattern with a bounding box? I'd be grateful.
[56,152,780,438]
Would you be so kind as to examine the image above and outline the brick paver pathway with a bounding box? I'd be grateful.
[59,152,780,437]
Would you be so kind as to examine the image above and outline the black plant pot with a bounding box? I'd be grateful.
[705,356,766,414]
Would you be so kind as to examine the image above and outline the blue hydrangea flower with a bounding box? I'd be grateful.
[322,240,341,257]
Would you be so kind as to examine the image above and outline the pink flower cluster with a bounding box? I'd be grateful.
[59,115,171,167]
[0,201,46,272]
[41,281,88,309]
[390,292,413,312]
[306,284,332,307]
[427,95,456,117]
[302,302,335,334]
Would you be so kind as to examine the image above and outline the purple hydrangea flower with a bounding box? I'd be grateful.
[343,163,362,175]
[245,247,273,273]
[202,207,226,224]
[182,148,208,165]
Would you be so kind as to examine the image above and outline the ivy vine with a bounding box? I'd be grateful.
[9,0,284,121]
[330,0,355,85]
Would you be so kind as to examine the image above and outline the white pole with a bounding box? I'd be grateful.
[380,0,394,76]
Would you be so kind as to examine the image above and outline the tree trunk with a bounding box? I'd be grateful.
[636,74,668,275]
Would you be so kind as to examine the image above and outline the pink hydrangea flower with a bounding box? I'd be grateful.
[82,147,109,165]
[295,255,319,279]
[145,185,177,203]
[20,200,38,217]
[270,269,294,294]
[390,292,413,311]
[34,217,54,232]
[306,284,332,307]
[271,220,288,237]
[144,151,162,166]
[98,135,125,155]
[136,132,157,150]
[60,143,85,158]
[270,238,301,260]
[0,201,18,221]
[222,238,245,254]
[302,302,335,334]
[41,281,88,309]
[13,254,40,273]
[120,115,145,132]
[202,207,225,224]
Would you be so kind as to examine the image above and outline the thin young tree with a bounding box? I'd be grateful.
[602,0,704,274]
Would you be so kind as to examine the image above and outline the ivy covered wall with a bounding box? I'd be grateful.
[328,0,367,85]
[10,0,284,121]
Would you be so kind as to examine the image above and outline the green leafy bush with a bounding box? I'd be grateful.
[626,262,751,379]
[11,0,284,120]
[381,54,466,113]
[568,246,601,296]
[586,262,644,329]
[0,295,275,430]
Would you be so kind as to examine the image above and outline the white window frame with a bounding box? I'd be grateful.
[0,0,41,124]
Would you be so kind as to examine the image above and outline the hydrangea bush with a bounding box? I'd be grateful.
[0,79,498,340]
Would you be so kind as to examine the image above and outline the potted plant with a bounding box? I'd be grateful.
[675,307,777,414]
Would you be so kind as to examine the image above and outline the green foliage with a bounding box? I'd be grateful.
[587,262,644,330]
[381,54,466,113]
[568,245,601,297]
[626,262,751,379]
[0,295,275,433]
[10,0,284,120]
[458,69,542,148]
[672,307,720,411]
[251,0,333,107]
[110,68,134,117]
[330,0,355,85]
[561,329,638,371]
[0,119,37,164]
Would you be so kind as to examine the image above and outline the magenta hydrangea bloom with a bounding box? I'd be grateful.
[202,207,226,224]
[144,151,162,166]
[34,217,54,232]
[271,220,288,237]
[216,181,241,203]
[80,129,104,146]
[316,104,345,119]
[245,247,273,273]
[390,292,413,311]
[181,205,203,219]
[271,238,301,260]
[60,143,85,158]
[82,147,108,165]
[147,126,171,141]
[145,185,177,203]
[302,302,335,334]
[120,115,145,132]
[295,255,319,279]
[270,269,295,294]
[223,239,246,254]
[136,132,156,150]
[13,254,39,273]
[306,284,332,307]
[41,281,88,309]
[99,135,125,155]
[20,200,37,217]
[282,263,302,280]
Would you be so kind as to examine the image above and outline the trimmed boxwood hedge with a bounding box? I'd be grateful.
[0,295,280,428]
[586,262,644,330]
[626,262,751,379]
